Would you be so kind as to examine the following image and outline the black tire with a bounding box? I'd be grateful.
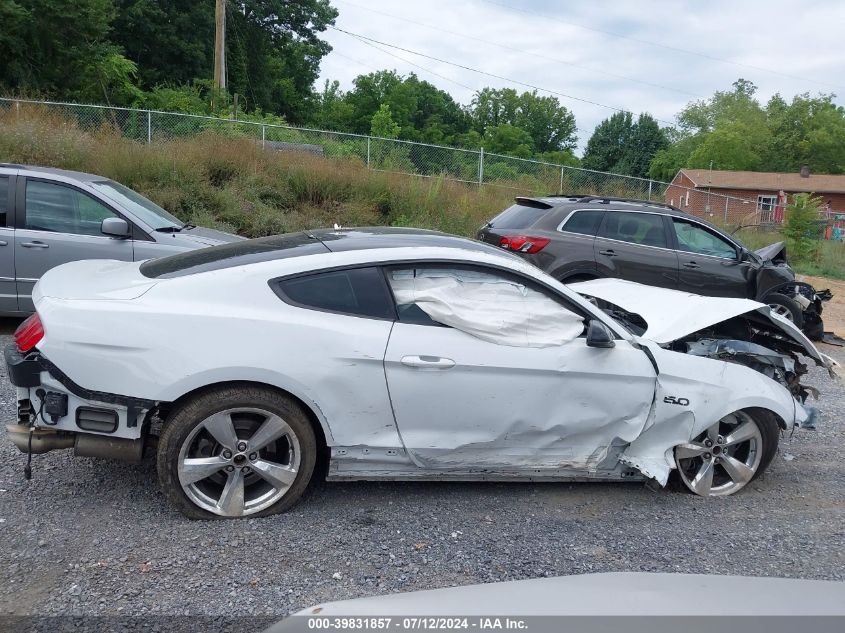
[764,293,804,328]
[157,384,317,520]
[747,408,780,480]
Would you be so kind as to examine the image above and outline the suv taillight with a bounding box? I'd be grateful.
[498,235,550,254]
[15,313,44,353]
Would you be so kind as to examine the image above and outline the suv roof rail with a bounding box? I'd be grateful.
[575,195,680,211]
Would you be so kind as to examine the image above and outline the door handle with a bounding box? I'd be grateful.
[400,355,456,370]
[20,241,49,249]
[0,240,7,246]
[683,262,700,269]
[599,249,616,257]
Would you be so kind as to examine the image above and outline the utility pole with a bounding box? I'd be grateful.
[213,0,227,96]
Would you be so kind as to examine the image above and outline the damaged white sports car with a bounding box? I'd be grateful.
[5,228,833,518]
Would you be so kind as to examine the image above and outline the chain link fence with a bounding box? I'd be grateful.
[0,97,781,227]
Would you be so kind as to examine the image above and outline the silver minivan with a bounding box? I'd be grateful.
[0,164,242,314]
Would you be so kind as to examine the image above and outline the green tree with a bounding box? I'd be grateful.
[765,93,845,174]
[582,112,633,172]
[648,79,769,179]
[483,124,534,158]
[583,112,666,177]
[469,87,577,153]
[0,0,140,104]
[370,103,400,139]
[783,193,823,264]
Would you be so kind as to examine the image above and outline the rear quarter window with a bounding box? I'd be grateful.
[490,204,549,230]
[0,176,8,226]
[273,267,395,320]
[560,210,604,236]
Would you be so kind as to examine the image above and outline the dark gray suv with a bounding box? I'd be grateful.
[478,195,830,338]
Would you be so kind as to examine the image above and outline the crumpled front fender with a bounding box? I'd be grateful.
[620,340,799,485]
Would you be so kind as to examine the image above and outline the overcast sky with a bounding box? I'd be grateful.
[317,0,845,152]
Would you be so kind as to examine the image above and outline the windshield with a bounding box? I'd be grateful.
[89,180,183,230]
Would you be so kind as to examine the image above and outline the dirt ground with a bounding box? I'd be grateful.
[798,274,845,337]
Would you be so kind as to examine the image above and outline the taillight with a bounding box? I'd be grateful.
[15,313,44,353]
[498,235,550,254]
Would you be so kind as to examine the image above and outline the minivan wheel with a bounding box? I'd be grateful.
[674,410,779,497]
[764,293,804,327]
[157,385,316,519]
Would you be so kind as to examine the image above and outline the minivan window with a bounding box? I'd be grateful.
[90,180,182,230]
[25,180,118,236]
[560,210,603,236]
[275,267,395,319]
[489,204,549,230]
[0,176,8,226]
[599,211,667,248]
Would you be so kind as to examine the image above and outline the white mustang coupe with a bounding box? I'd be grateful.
[4,228,830,518]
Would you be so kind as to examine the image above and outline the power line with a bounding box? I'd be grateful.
[336,31,592,137]
[328,26,677,127]
[335,0,703,100]
[481,0,845,93]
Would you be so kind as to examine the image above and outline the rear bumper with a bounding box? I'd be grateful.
[5,344,42,388]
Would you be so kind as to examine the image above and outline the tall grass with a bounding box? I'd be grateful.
[735,228,845,279]
[0,106,515,238]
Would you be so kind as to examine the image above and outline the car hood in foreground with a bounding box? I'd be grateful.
[270,573,845,620]
[569,278,827,367]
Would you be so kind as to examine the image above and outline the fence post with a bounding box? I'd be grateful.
[648,179,653,201]
[262,124,266,149]
[724,197,729,223]
[366,137,371,169]
[478,147,484,185]
[559,166,564,195]
[146,110,152,144]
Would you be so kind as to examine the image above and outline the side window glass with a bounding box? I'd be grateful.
[387,267,585,348]
[0,176,8,226]
[672,219,736,259]
[275,267,394,319]
[560,210,603,236]
[599,211,667,248]
[25,180,117,236]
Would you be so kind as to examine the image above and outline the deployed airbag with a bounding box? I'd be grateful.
[390,268,584,347]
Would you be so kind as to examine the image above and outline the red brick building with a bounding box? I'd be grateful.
[664,168,845,226]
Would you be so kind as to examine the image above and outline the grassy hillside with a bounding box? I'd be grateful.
[0,107,515,238]
[2,106,843,279]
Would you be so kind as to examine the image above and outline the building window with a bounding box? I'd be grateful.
[757,195,777,212]
[684,191,690,207]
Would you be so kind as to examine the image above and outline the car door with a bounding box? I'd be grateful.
[670,217,753,298]
[14,177,134,310]
[382,264,657,473]
[594,211,679,289]
[0,173,17,312]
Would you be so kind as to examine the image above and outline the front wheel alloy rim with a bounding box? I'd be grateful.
[177,407,301,517]
[767,303,794,321]
[675,411,762,497]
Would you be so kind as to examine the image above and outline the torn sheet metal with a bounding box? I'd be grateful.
[619,339,800,485]
[389,268,583,348]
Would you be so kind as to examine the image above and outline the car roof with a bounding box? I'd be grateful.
[140,227,514,279]
[0,162,109,182]
[516,195,733,235]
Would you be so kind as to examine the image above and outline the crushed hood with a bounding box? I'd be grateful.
[570,278,827,367]
[754,241,787,262]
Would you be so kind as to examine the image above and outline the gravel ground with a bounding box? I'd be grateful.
[0,323,843,619]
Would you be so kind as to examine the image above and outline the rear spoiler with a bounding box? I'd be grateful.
[514,197,554,209]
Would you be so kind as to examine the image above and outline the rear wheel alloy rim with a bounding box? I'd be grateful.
[177,407,301,517]
[767,303,794,321]
[675,411,762,497]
